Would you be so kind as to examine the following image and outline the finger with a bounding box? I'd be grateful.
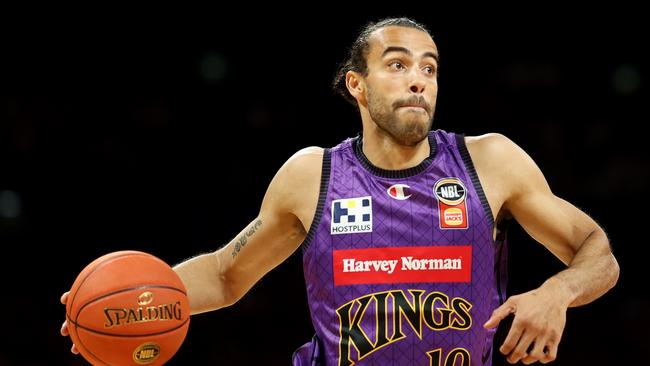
[499,321,523,356]
[484,299,516,329]
[507,329,535,364]
[60,291,69,305]
[60,320,69,336]
[543,341,559,363]
[71,343,79,354]
[522,337,548,364]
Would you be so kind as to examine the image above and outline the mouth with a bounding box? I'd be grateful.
[398,105,428,112]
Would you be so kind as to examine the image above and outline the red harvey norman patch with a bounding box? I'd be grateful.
[333,246,472,286]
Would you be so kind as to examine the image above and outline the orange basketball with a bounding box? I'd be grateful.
[66,250,190,365]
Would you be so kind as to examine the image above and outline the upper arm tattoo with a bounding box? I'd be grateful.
[231,219,263,258]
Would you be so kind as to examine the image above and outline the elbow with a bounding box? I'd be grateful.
[219,273,240,308]
[220,265,249,308]
[188,269,240,314]
[597,228,619,291]
[608,253,620,291]
[212,251,244,309]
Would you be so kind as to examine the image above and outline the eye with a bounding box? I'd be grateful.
[388,61,405,71]
[423,65,436,75]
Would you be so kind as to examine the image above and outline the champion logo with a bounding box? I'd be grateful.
[387,184,411,200]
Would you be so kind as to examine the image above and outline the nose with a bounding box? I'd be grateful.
[408,73,426,94]
[410,83,424,93]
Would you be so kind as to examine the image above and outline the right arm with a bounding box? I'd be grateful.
[173,147,324,314]
[61,146,324,349]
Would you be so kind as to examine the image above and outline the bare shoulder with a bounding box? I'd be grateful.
[285,146,324,169]
[465,133,517,158]
[280,146,325,184]
[271,146,324,188]
[464,133,537,176]
[464,133,549,217]
[267,146,324,229]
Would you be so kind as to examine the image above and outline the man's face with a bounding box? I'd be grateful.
[363,26,439,146]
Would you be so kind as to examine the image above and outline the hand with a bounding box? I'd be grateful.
[484,285,569,364]
[60,292,80,355]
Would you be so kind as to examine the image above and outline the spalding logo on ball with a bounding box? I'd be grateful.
[66,251,190,365]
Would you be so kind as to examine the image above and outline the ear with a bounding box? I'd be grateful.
[345,70,366,105]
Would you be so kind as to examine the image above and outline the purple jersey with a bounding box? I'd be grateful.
[293,130,507,366]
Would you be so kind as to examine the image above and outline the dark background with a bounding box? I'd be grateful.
[1,8,647,365]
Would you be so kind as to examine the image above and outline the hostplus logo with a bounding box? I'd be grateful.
[331,196,372,235]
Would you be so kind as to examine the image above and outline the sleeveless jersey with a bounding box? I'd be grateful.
[295,130,508,366]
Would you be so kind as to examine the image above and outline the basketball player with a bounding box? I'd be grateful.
[62,17,619,365]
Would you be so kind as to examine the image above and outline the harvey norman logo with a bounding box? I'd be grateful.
[331,196,372,235]
[333,246,471,285]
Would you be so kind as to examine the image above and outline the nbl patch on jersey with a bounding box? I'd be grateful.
[331,196,372,235]
[434,178,469,229]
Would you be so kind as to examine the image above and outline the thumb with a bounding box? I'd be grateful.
[61,291,70,305]
[484,299,516,329]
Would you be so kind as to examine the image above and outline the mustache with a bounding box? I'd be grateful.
[393,96,431,113]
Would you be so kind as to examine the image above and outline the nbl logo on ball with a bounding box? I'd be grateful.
[133,342,161,364]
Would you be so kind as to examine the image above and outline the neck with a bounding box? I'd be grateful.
[360,125,431,170]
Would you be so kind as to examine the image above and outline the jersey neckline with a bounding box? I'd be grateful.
[352,132,438,179]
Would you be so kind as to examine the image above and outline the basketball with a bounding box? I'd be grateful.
[66,250,190,365]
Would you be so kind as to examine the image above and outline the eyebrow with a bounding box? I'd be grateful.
[381,46,439,63]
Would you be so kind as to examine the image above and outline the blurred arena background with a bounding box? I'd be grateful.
[1,8,647,365]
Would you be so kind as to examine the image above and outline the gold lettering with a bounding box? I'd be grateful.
[147,305,159,321]
[174,301,182,319]
[127,308,138,323]
[103,302,183,328]
[161,303,173,320]
[336,290,475,363]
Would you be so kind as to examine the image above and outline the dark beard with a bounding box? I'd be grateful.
[367,89,434,146]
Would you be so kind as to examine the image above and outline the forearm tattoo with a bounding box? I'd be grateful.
[231,219,263,258]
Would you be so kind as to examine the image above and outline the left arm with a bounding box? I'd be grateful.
[469,133,619,364]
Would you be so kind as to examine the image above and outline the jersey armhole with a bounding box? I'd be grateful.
[455,133,495,224]
[300,148,331,252]
[457,133,509,304]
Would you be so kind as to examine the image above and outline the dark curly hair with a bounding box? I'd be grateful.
[332,17,433,107]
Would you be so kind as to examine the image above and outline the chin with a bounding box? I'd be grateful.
[395,128,429,146]
[403,134,429,146]
[398,121,431,146]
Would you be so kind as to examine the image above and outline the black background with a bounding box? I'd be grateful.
[1,7,647,366]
